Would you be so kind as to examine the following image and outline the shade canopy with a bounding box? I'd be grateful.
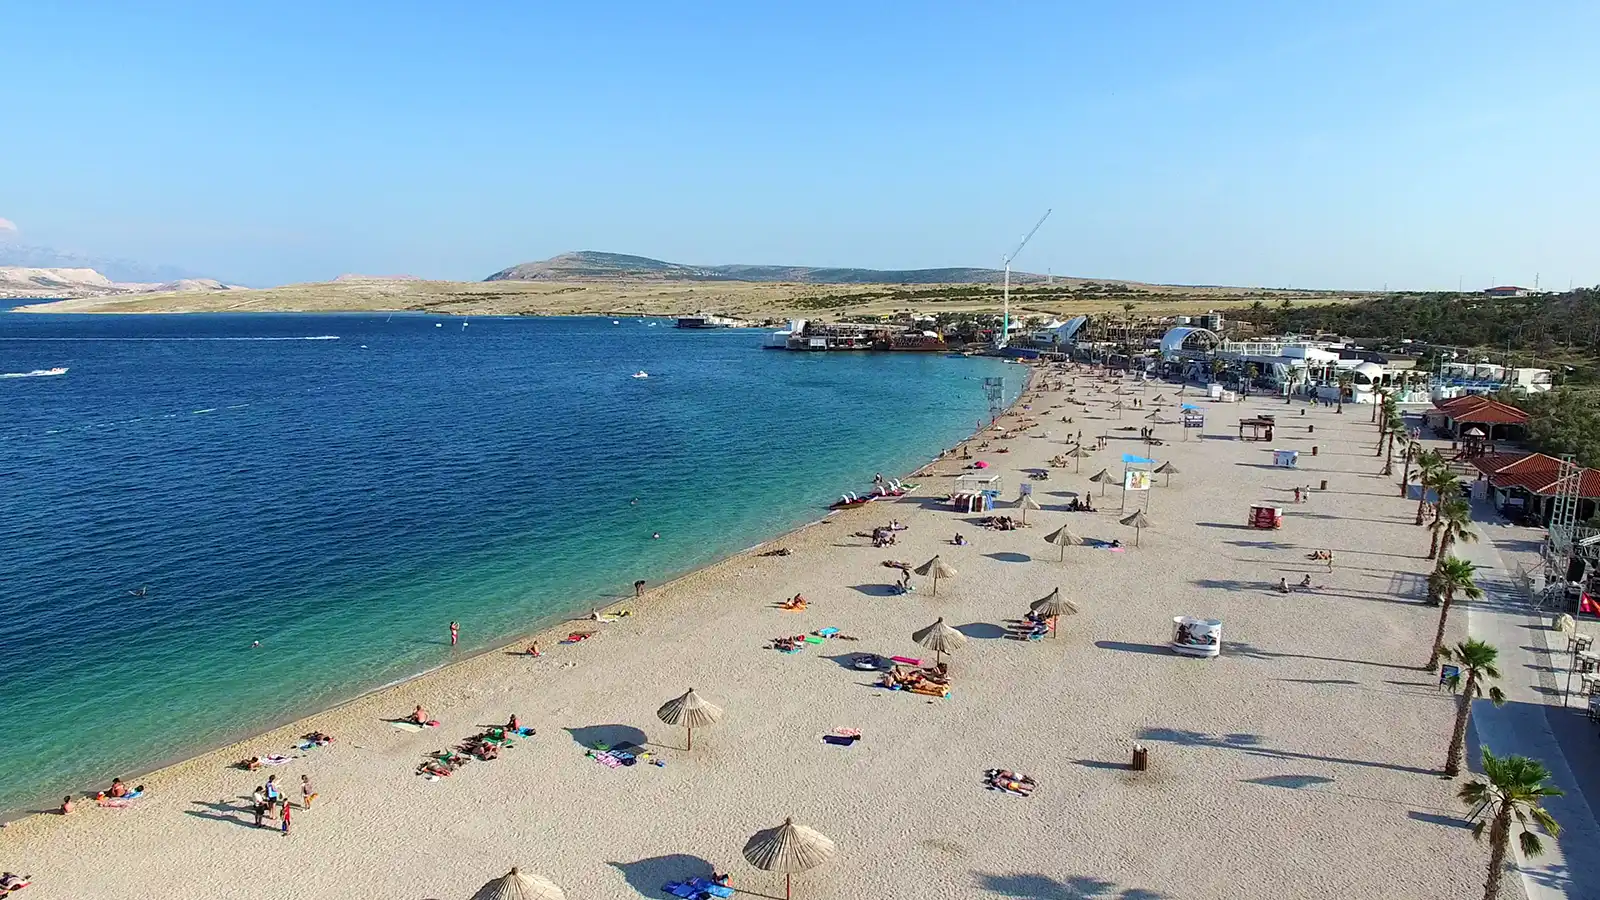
[1463,426,1486,438]
[469,868,566,900]
[1144,412,1158,420]
[1154,462,1178,474]
[1120,510,1151,528]
[914,556,957,578]
[1088,469,1115,484]
[1065,446,1092,458]
[1044,525,1082,547]
[743,817,838,874]
[657,688,724,729]
[912,617,968,655]
[1031,587,1079,618]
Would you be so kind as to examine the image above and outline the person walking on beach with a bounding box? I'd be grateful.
[449,621,459,646]
[634,579,646,598]
[265,775,281,811]
[251,786,267,827]
[300,774,317,810]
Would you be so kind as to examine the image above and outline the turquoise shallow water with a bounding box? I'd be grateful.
[0,312,1015,814]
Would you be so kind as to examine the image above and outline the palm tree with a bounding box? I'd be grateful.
[1375,397,1395,455]
[1439,640,1507,776]
[1426,556,1484,669]
[1460,749,1562,900]
[1413,450,1449,522]
[1335,372,1353,413]
[1398,442,1417,497]
[1430,496,1477,561]
[1382,409,1406,476]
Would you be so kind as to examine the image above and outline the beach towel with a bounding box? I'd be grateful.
[261,754,293,766]
[662,883,701,900]
[816,627,840,637]
[822,734,858,747]
[593,614,620,623]
[690,878,736,899]
[514,727,535,737]
[592,751,623,769]
[803,635,825,645]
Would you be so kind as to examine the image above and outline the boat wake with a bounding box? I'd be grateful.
[0,367,68,379]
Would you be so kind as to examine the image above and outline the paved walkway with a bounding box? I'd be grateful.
[1460,498,1600,899]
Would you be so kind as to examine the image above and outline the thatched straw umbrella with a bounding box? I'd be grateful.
[1089,468,1115,497]
[914,556,957,596]
[1016,493,1042,524]
[1154,460,1179,486]
[1043,525,1082,561]
[742,817,838,900]
[1120,509,1151,546]
[469,867,566,900]
[1030,587,1079,638]
[1065,444,1092,472]
[657,687,723,751]
[912,616,968,664]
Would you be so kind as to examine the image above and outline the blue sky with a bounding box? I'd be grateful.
[4,1,1597,289]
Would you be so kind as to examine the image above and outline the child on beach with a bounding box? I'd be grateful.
[59,795,73,815]
[280,801,292,836]
[301,774,317,809]
[450,621,459,646]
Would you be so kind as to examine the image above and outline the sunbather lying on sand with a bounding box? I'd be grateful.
[778,595,807,610]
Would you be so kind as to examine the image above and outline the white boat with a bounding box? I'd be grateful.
[632,371,650,379]
[0,366,68,379]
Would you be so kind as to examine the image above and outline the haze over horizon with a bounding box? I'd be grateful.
[6,2,1598,291]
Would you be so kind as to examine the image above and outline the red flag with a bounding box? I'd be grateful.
[1581,592,1599,616]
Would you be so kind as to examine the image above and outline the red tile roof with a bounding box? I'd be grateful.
[1479,451,1600,498]
[1432,394,1529,426]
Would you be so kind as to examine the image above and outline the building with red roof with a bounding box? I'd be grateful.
[1424,394,1530,442]
[1469,451,1600,524]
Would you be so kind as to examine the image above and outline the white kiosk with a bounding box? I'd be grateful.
[1171,617,1222,658]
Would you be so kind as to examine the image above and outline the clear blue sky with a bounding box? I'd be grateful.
[4,1,1597,289]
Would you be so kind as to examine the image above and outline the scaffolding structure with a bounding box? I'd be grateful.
[1539,454,1589,610]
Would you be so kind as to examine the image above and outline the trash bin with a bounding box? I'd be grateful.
[1308,424,1314,433]
[1319,479,1328,491]
[1311,445,1319,456]
[1131,745,1149,771]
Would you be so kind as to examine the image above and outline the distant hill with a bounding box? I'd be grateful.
[0,243,208,284]
[0,265,238,298]
[486,251,1053,285]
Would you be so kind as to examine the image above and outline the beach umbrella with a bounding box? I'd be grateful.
[657,687,723,751]
[1089,468,1115,497]
[1154,461,1179,486]
[1119,509,1151,546]
[743,817,838,900]
[1463,426,1486,439]
[914,556,957,596]
[1144,411,1158,421]
[1043,525,1082,561]
[1016,493,1042,524]
[912,616,967,664]
[1030,587,1079,638]
[1065,444,1092,472]
[469,867,566,900]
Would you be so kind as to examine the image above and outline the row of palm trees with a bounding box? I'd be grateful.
[1370,394,1563,900]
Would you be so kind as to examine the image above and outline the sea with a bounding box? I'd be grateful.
[0,311,1017,815]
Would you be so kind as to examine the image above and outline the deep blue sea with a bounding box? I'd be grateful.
[0,312,1015,814]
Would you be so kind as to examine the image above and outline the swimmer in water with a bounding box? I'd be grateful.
[251,640,261,649]
[652,532,660,539]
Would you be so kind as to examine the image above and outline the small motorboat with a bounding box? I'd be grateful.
[631,371,649,379]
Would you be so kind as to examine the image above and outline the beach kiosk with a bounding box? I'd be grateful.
[951,472,1002,514]
[1171,617,1222,658]
[1249,503,1284,529]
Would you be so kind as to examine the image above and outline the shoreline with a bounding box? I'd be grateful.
[0,364,1033,824]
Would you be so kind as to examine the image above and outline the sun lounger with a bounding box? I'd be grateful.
[890,655,923,666]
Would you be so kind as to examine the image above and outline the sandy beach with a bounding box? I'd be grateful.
[1,367,1490,900]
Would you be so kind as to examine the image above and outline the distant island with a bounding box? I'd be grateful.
[9,249,1346,319]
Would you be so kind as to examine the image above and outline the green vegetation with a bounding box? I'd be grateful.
[1506,389,1600,467]
[1460,750,1562,900]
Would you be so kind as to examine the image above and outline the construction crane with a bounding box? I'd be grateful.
[999,209,1052,348]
